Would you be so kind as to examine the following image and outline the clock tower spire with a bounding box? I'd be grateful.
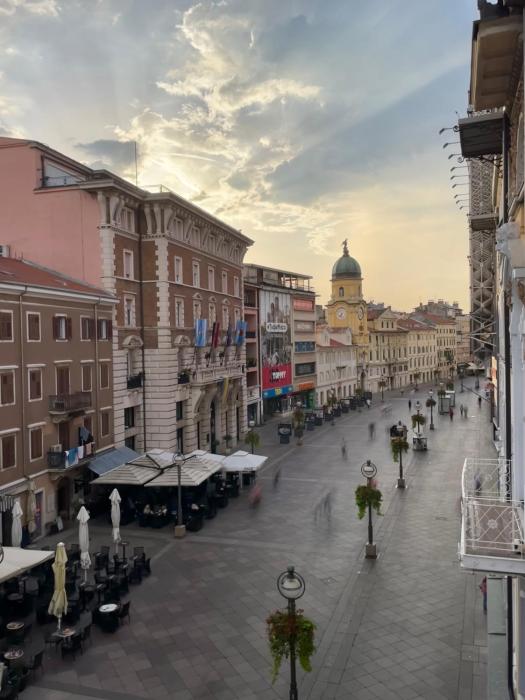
[326,240,367,345]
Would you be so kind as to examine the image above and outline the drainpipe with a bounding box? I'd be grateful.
[138,213,147,451]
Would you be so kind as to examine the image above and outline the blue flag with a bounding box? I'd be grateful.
[235,320,247,346]
[195,318,208,347]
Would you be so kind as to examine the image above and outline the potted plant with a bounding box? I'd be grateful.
[446,381,454,391]
[223,434,233,455]
[390,436,409,463]
[293,405,305,446]
[411,413,426,431]
[267,608,316,683]
[355,483,383,520]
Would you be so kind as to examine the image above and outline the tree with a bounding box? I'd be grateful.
[245,428,260,455]
[378,379,387,402]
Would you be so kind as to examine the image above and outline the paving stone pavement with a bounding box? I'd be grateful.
[23,380,489,699]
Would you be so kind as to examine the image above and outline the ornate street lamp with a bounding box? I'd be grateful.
[276,566,306,700]
[360,460,379,559]
[427,390,435,430]
[174,452,188,538]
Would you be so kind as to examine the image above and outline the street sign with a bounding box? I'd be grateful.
[361,460,377,479]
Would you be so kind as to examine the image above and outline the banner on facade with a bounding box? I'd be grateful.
[260,290,292,393]
[211,321,221,349]
[195,318,208,347]
[235,320,247,346]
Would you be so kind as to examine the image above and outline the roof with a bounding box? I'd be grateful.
[88,447,140,476]
[329,338,346,347]
[413,312,456,326]
[0,257,115,302]
[244,263,312,280]
[331,243,361,279]
[367,309,383,320]
[397,319,430,331]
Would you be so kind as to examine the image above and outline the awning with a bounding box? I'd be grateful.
[221,450,268,473]
[88,446,140,476]
[93,462,162,486]
[144,455,223,488]
[0,547,54,584]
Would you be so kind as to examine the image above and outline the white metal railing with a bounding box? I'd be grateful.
[460,457,525,561]
[193,364,243,384]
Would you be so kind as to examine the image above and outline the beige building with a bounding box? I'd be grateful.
[455,314,471,365]
[315,325,358,405]
[0,255,116,541]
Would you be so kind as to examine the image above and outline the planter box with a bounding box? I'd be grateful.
[279,435,290,444]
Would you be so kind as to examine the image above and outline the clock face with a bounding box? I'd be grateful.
[336,307,346,320]
[357,306,364,320]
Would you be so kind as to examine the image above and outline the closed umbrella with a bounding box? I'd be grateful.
[110,489,121,553]
[11,499,23,548]
[48,542,68,630]
[77,506,91,582]
[27,482,37,537]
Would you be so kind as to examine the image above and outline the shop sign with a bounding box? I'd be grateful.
[295,321,315,332]
[263,363,292,390]
[293,298,314,312]
[296,381,315,391]
[263,384,293,399]
[266,322,288,333]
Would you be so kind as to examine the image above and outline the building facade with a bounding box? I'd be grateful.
[0,255,115,541]
[315,325,358,406]
[0,137,252,456]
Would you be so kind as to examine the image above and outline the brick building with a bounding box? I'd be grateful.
[0,137,253,456]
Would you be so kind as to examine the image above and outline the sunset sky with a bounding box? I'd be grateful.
[0,0,476,310]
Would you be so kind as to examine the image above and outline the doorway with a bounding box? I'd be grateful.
[56,366,70,395]
[56,479,70,520]
[210,402,216,452]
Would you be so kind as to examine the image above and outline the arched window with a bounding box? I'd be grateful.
[339,287,344,297]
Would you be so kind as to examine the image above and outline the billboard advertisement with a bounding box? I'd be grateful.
[260,290,293,399]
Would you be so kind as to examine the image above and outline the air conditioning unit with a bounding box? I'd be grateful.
[0,245,10,258]
[50,444,62,453]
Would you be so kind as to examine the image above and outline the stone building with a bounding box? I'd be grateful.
[0,254,116,540]
[0,137,252,456]
[315,325,358,406]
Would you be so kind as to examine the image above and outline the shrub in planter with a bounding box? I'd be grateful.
[267,609,316,683]
[390,437,409,463]
[355,484,383,520]
[411,414,426,430]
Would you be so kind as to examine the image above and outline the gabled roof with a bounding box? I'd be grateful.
[0,256,115,302]
[413,312,456,326]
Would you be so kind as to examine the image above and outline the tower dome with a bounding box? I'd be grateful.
[331,239,361,279]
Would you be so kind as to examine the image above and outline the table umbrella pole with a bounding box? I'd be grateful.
[57,614,62,631]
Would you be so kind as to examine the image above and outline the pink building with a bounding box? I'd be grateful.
[0,137,253,454]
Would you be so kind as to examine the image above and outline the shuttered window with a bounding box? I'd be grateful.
[0,312,13,341]
[1,435,15,469]
[82,365,92,392]
[27,313,40,341]
[28,369,42,401]
[100,363,109,389]
[53,316,72,340]
[0,371,14,405]
[101,411,110,437]
[81,317,95,340]
[30,428,43,461]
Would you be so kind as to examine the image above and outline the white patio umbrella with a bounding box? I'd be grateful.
[110,489,121,553]
[48,542,68,630]
[11,499,23,548]
[77,506,91,582]
[27,482,37,536]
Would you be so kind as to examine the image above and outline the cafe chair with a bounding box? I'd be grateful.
[27,650,44,677]
[44,632,62,652]
[143,558,151,576]
[128,562,142,585]
[61,634,82,660]
[118,601,130,625]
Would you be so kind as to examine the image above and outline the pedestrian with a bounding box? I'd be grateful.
[478,395,482,408]
[368,422,376,440]
[341,439,347,460]
[464,405,468,419]
[248,484,262,507]
[273,468,281,489]
[322,491,332,519]
[366,398,371,409]
[460,404,464,417]
[479,576,487,613]
[408,399,412,411]
[449,406,454,421]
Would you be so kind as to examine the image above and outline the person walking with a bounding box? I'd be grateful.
[408,399,412,411]
[464,405,468,419]
[478,395,482,409]
[460,404,464,417]
[449,406,454,421]
[273,468,281,489]
[368,422,376,440]
[341,438,347,460]
[479,576,487,613]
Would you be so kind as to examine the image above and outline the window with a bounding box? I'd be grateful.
[124,297,135,327]
[100,363,110,389]
[124,407,135,429]
[28,369,42,401]
[83,415,93,436]
[101,411,110,437]
[0,434,15,469]
[295,362,316,376]
[123,250,134,279]
[209,303,216,324]
[176,401,184,420]
[222,271,228,294]
[192,261,200,287]
[234,307,241,324]
[175,298,185,328]
[208,266,215,291]
[234,276,240,297]
[174,256,183,284]
[27,313,40,341]
[29,427,43,461]
[222,305,229,329]
[0,371,15,406]
[81,317,94,341]
[53,315,71,340]
[97,319,112,340]
[339,287,344,298]
[82,365,92,392]
[193,301,201,321]
[56,366,70,395]
[0,311,13,341]
[295,341,315,353]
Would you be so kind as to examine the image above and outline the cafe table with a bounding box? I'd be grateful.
[3,648,24,666]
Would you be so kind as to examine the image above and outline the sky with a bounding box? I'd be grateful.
[0,0,477,310]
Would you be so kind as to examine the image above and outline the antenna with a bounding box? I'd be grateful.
[134,142,138,187]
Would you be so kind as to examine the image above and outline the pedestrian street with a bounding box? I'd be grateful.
[25,380,489,700]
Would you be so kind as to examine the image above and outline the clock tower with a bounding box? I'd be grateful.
[326,240,367,345]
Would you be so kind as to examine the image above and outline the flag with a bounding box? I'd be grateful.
[195,318,208,347]
[211,321,221,349]
[222,376,229,402]
[226,324,233,346]
[235,320,247,346]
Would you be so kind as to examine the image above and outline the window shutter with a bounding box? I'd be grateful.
[52,316,59,340]
[107,320,113,338]
[1,373,13,405]
[66,317,72,339]
[96,319,102,339]
[89,318,95,339]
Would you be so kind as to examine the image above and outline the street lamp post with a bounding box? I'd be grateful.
[428,390,435,430]
[174,452,187,538]
[277,566,306,700]
[361,460,378,559]
[248,419,256,454]
[414,400,422,435]
[397,440,405,489]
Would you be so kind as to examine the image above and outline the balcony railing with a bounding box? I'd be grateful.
[127,373,143,390]
[459,457,525,574]
[246,331,256,339]
[48,392,92,414]
[47,442,95,469]
[193,363,243,384]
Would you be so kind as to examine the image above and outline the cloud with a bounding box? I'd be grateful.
[0,0,59,16]
[75,139,137,171]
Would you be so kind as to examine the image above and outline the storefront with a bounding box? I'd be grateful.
[291,381,316,409]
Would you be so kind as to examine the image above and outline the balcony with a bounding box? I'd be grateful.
[246,330,257,340]
[127,373,143,390]
[459,458,525,575]
[193,362,243,385]
[48,392,91,415]
[47,442,95,470]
